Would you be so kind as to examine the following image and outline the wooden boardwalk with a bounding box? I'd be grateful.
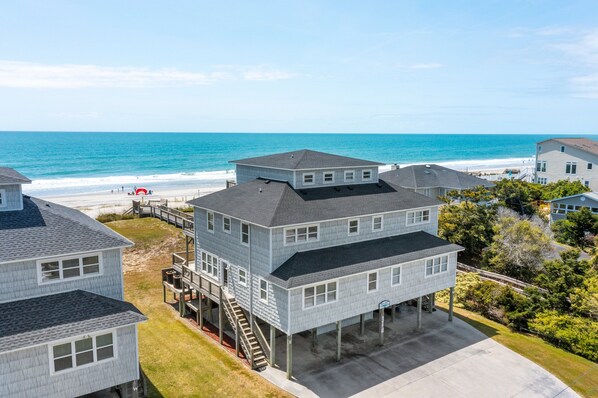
[457,262,547,295]
[131,201,194,236]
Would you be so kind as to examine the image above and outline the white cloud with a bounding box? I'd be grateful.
[555,30,598,98]
[0,61,297,88]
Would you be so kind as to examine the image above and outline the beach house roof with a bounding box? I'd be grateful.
[379,164,494,190]
[538,138,598,156]
[266,231,463,288]
[548,191,598,203]
[230,149,384,170]
[0,290,146,353]
[188,178,441,228]
[0,196,132,263]
[0,167,31,185]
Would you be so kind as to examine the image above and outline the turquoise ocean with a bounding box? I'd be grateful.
[1,132,596,196]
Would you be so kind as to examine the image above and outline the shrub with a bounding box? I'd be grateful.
[96,212,135,223]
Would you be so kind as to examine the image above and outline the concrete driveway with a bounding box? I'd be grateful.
[261,306,578,398]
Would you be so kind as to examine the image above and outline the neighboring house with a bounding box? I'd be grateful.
[535,138,598,189]
[0,167,146,398]
[379,164,494,198]
[548,191,598,224]
[166,150,462,379]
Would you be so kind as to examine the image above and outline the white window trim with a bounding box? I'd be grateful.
[48,329,118,375]
[199,249,219,280]
[222,216,231,234]
[323,171,335,184]
[367,271,378,293]
[391,265,402,286]
[302,280,339,310]
[37,252,103,285]
[565,162,577,175]
[561,145,565,152]
[344,170,355,182]
[406,209,431,226]
[207,211,215,233]
[588,163,593,170]
[362,169,373,181]
[424,255,449,278]
[283,224,320,246]
[302,172,315,186]
[0,189,6,208]
[259,278,268,303]
[238,268,247,286]
[348,218,360,235]
[372,215,383,232]
[241,222,250,246]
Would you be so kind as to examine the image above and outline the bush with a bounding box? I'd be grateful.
[436,272,481,303]
[96,213,135,223]
[529,311,598,362]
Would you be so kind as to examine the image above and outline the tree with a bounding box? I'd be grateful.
[493,179,542,215]
[570,273,598,319]
[438,202,496,260]
[541,180,590,201]
[483,209,552,282]
[552,207,598,249]
[443,186,495,203]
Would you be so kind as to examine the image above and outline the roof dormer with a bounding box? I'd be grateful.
[0,167,32,211]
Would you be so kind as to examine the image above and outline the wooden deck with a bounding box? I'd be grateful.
[131,201,194,236]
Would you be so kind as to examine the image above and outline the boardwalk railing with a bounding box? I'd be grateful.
[457,262,547,294]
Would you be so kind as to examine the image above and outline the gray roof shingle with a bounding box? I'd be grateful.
[0,167,31,184]
[0,290,146,353]
[380,164,494,190]
[188,179,442,227]
[0,196,132,263]
[266,231,463,288]
[230,149,384,170]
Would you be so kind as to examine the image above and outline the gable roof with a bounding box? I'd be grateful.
[538,138,598,156]
[266,231,463,288]
[230,149,384,170]
[0,290,146,353]
[0,167,31,185]
[549,191,598,203]
[0,196,132,263]
[379,164,494,190]
[188,179,442,227]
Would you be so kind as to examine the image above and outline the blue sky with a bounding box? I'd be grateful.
[1,1,597,133]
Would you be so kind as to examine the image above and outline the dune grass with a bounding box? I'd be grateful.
[436,303,598,398]
[107,218,290,398]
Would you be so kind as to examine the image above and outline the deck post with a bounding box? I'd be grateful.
[270,325,276,366]
[311,328,317,349]
[428,293,435,313]
[199,294,204,329]
[417,296,422,330]
[335,321,342,362]
[286,334,293,380]
[391,304,396,322]
[162,284,166,303]
[218,289,224,344]
[360,313,365,336]
[431,292,436,312]
[448,287,454,322]
[208,298,213,322]
[235,318,240,357]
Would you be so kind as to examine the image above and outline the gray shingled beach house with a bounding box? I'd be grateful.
[162,150,463,379]
[0,167,146,397]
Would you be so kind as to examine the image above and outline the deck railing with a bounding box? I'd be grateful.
[457,262,547,294]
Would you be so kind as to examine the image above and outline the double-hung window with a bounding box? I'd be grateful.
[285,225,318,244]
[241,223,250,246]
[303,173,315,185]
[425,256,448,276]
[406,209,430,225]
[391,266,401,286]
[200,251,218,279]
[367,272,378,292]
[303,281,337,309]
[536,161,546,172]
[39,254,101,284]
[223,216,231,233]
[323,171,334,184]
[561,146,565,152]
[537,177,547,185]
[207,212,214,232]
[238,268,247,286]
[0,189,5,208]
[259,279,268,303]
[588,163,593,170]
[362,169,372,181]
[372,215,383,231]
[51,332,115,373]
[566,162,577,175]
[344,170,355,182]
[348,219,359,235]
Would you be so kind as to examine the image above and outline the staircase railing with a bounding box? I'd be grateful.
[221,292,256,368]
[251,317,270,361]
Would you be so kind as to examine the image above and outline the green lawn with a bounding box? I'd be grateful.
[436,302,598,398]
[108,218,290,398]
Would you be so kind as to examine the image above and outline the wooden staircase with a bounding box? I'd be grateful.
[221,293,268,369]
